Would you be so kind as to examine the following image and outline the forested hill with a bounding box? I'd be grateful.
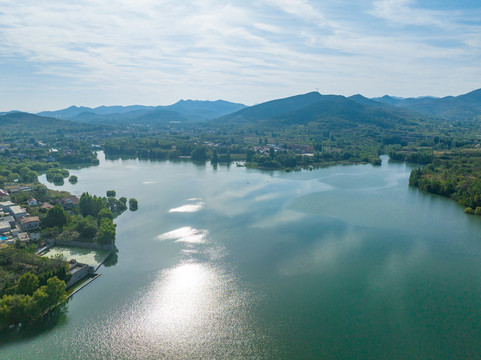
[269,96,413,127]
[211,92,323,125]
[372,88,481,120]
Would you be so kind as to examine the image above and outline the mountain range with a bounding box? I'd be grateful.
[372,89,481,120]
[1,88,480,132]
[37,99,247,124]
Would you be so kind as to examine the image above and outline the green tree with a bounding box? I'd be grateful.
[98,208,113,221]
[23,170,38,183]
[31,287,49,310]
[97,218,116,244]
[211,150,219,164]
[16,272,39,296]
[7,172,19,182]
[190,146,209,161]
[106,190,116,197]
[45,277,66,306]
[129,198,138,211]
[44,204,68,228]
[73,215,98,238]
[79,193,105,217]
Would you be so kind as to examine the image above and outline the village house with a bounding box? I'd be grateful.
[0,201,14,212]
[1,216,15,228]
[19,216,40,231]
[59,195,79,210]
[41,202,54,210]
[27,198,38,206]
[9,205,27,221]
[0,220,11,234]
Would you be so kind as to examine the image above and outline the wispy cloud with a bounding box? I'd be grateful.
[369,0,449,27]
[0,0,480,111]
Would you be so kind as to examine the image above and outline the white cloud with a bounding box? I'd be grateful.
[0,0,480,111]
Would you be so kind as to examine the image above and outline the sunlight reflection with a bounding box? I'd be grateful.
[169,199,205,213]
[81,261,274,359]
[148,262,217,330]
[169,203,204,213]
[156,227,208,244]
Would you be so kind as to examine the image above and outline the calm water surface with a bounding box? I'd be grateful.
[2,154,481,359]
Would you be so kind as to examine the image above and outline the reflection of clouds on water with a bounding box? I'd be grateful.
[252,209,306,229]
[278,230,363,276]
[169,199,205,213]
[367,241,427,291]
[208,179,333,218]
[318,168,408,192]
[156,227,208,244]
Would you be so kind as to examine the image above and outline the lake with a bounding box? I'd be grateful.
[2,153,481,359]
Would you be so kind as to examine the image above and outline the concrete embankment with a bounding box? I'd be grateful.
[68,274,101,299]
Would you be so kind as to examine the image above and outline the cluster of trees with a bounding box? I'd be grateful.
[0,135,99,168]
[0,247,69,295]
[409,153,481,213]
[0,149,83,190]
[0,246,68,329]
[52,139,98,165]
[39,191,138,244]
[0,274,66,329]
[38,192,124,245]
[104,138,181,160]
[128,198,138,211]
[104,138,218,162]
[389,150,434,164]
[0,157,55,186]
[245,149,382,170]
[31,190,138,244]
[45,168,70,185]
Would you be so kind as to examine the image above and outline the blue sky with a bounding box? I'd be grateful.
[0,0,480,112]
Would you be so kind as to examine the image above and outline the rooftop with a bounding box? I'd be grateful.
[0,201,14,208]
[60,195,79,205]
[20,216,40,224]
[10,205,26,214]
